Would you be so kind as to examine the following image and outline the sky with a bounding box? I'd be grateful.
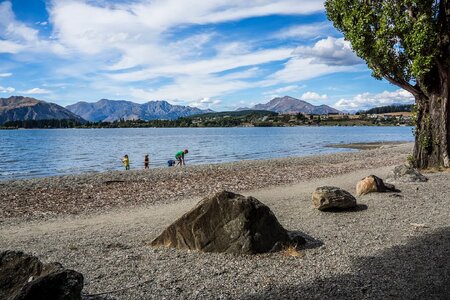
[0,0,415,111]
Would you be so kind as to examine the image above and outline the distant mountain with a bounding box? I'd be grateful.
[0,96,86,125]
[66,99,212,122]
[238,96,342,115]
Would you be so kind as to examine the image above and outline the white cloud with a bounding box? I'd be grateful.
[49,0,323,59]
[0,1,66,55]
[293,37,363,66]
[275,22,335,40]
[301,91,328,101]
[261,37,364,87]
[108,47,293,82]
[333,89,415,111]
[189,97,222,109]
[264,57,356,86]
[0,40,25,54]
[21,88,52,95]
[263,85,303,97]
[0,73,12,78]
[0,86,15,93]
[130,73,252,103]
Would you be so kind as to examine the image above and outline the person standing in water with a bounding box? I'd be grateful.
[122,154,130,170]
[144,154,150,169]
[175,149,188,166]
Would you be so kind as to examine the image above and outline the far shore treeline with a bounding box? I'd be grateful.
[0,107,414,129]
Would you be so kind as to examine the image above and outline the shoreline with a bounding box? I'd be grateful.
[0,142,413,222]
[325,140,409,150]
[0,140,412,182]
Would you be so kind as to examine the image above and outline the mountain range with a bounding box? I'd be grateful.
[0,96,85,125]
[238,96,342,115]
[0,95,343,126]
[66,99,211,122]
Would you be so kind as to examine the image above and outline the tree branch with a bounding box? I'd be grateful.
[383,75,423,97]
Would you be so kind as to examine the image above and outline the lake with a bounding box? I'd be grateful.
[0,126,414,180]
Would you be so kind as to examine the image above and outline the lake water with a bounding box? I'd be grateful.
[0,127,414,180]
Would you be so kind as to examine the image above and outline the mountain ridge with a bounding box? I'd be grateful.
[66,99,212,122]
[0,96,86,125]
[238,96,342,115]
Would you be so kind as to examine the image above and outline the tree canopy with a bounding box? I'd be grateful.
[325,0,449,97]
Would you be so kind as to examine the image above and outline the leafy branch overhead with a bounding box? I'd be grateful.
[325,0,449,97]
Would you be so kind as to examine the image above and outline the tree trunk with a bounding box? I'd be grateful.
[414,91,450,169]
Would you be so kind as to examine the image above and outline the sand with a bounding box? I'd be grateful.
[1,142,450,299]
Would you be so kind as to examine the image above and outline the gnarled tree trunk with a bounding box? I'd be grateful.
[414,65,450,169]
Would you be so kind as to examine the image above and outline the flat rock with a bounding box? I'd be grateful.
[0,250,83,300]
[356,175,399,196]
[312,186,357,210]
[386,165,428,183]
[151,190,301,254]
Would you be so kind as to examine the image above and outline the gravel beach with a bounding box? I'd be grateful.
[2,142,450,299]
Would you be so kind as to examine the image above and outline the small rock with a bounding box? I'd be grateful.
[388,193,403,198]
[386,165,428,183]
[356,175,399,196]
[312,186,357,210]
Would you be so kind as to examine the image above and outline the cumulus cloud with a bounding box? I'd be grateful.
[301,91,328,101]
[293,37,363,66]
[333,89,415,111]
[0,86,15,93]
[21,88,51,94]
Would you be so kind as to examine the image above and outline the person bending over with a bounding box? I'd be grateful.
[175,149,188,166]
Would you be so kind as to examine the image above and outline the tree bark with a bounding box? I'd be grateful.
[413,80,450,169]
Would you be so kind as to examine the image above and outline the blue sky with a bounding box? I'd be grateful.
[0,0,415,111]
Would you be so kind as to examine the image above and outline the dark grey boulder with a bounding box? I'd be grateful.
[151,190,303,254]
[0,251,83,300]
[312,186,357,210]
[387,165,428,183]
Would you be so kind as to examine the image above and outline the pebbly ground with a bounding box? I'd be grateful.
[1,143,450,299]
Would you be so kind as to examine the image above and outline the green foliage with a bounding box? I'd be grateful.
[364,104,414,114]
[2,119,82,128]
[418,115,433,152]
[407,153,416,166]
[187,110,278,119]
[325,0,440,81]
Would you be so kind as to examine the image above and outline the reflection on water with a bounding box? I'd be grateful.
[0,127,413,180]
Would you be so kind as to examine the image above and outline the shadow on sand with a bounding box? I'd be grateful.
[320,204,369,213]
[243,227,450,299]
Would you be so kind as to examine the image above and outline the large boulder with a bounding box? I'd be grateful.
[312,186,357,210]
[0,251,83,300]
[386,165,428,183]
[356,175,399,196]
[151,191,302,254]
